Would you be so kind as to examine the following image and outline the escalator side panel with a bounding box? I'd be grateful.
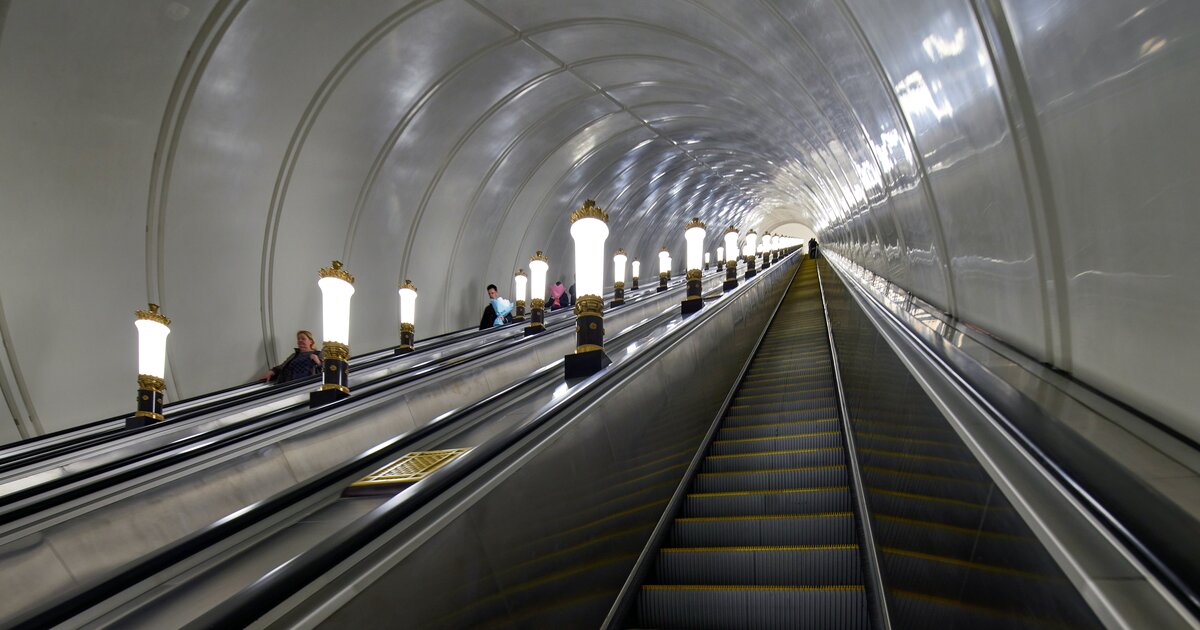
[820,260,1102,627]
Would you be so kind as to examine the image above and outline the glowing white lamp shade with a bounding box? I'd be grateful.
[717,246,724,263]
[613,250,627,283]
[658,248,670,274]
[704,252,711,266]
[724,227,740,261]
[632,259,640,278]
[570,203,609,297]
[514,270,528,302]
[530,252,549,301]
[318,261,355,346]
[398,281,417,327]
[684,218,705,271]
[744,230,758,257]
[135,305,170,379]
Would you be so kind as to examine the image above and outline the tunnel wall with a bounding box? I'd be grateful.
[0,0,1195,442]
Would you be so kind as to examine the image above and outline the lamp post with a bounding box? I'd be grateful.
[744,229,758,279]
[657,247,670,292]
[129,303,171,428]
[631,259,640,290]
[513,268,528,320]
[717,246,724,271]
[312,260,355,407]
[704,251,711,271]
[612,249,627,307]
[682,218,706,315]
[723,226,740,292]
[396,279,417,354]
[525,252,548,336]
[565,200,611,379]
[761,234,772,269]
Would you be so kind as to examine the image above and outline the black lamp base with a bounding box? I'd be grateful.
[681,299,704,316]
[524,325,546,337]
[310,387,350,408]
[564,348,611,379]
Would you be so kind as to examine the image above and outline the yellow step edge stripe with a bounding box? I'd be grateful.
[719,419,839,431]
[856,431,964,448]
[858,447,976,466]
[698,464,845,477]
[861,465,989,488]
[689,485,849,498]
[677,511,853,522]
[705,446,841,459]
[867,487,1004,510]
[880,547,1063,581]
[872,513,1031,541]
[643,585,865,592]
[888,589,1068,625]
[713,430,840,445]
[662,544,859,552]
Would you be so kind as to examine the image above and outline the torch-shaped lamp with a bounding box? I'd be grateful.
[682,218,706,315]
[704,251,711,271]
[513,268,528,320]
[129,304,171,428]
[723,226,740,292]
[657,247,670,292]
[631,259,640,290]
[396,280,417,354]
[744,229,758,279]
[612,249,627,307]
[565,200,612,378]
[525,252,549,336]
[761,234,773,269]
[311,260,355,407]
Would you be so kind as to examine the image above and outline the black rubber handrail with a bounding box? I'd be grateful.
[187,253,800,629]
[0,280,692,520]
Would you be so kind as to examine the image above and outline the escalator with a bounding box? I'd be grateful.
[627,257,872,628]
[615,257,1102,629]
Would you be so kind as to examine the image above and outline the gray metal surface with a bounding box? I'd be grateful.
[1,1,1195,453]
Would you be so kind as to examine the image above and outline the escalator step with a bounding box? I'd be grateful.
[879,548,1083,621]
[870,513,1054,574]
[693,464,848,493]
[720,408,835,427]
[701,447,845,473]
[855,431,973,460]
[865,487,1023,533]
[860,466,992,505]
[717,418,841,440]
[681,486,852,517]
[729,399,837,414]
[670,512,856,547]
[708,431,842,456]
[654,546,862,585]
[637,586,870,630]
[857,447,991,482]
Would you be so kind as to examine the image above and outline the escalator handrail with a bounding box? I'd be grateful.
[815,260,891,630]
[600,256,801,628]
[187,253,800,629]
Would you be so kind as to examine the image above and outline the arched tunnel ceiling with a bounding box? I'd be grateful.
[0,0,1197,441]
